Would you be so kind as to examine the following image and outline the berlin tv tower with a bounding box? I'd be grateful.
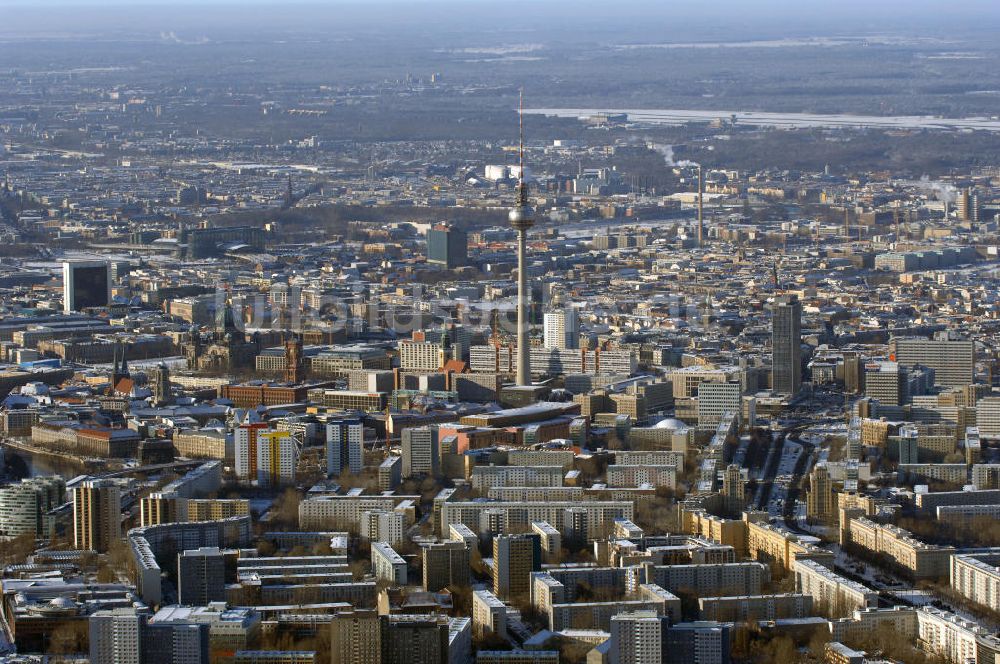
[509,90,533,386]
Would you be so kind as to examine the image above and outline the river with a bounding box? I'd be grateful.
[526,107,1000,132]
[2,444,88,480]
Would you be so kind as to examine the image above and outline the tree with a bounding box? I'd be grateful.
[555,635,592,664]
[0,533,36,566]
[474,631,511,651]
[633,495,679,534]
[749,634,798,662]
[349,559,371,580]
[807,625,831,655]
[448,583,473,616]
[851,623,941,664]
[107,538,136,580]
[47,622,87,655]
[470,545,487,579]
[271,487,302,530]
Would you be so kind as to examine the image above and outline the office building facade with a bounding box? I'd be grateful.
[422,541,470,591]
[73,479,121,552]
[257,431,298,487]
[493,533,542,602]
[0,476,65,538]
[327,419,364,476]
[427,224,468,269]
[771,295,802,396]
[543,308,579,350]
[890,335,974,388]
[178,547,226,606]
[402,426,440,478]
[330,610,381,664]
[63,260,111,313]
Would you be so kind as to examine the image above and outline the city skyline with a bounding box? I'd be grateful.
[1,3,1000,664]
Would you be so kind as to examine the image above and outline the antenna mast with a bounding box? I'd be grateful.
[518,88,527,208]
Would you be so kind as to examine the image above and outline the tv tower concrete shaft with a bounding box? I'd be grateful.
[510,88,533,386]
[515,225,530,385]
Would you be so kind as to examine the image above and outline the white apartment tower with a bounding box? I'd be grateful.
[609,611,665,664]
[543,307,579,349]
[327,419,364,476]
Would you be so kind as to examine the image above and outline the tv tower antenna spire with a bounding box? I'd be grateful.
[518,89,526,207]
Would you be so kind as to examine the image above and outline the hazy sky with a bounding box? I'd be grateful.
[0,0,995,18]
[1,0,998,7]
[0,0,997,37]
